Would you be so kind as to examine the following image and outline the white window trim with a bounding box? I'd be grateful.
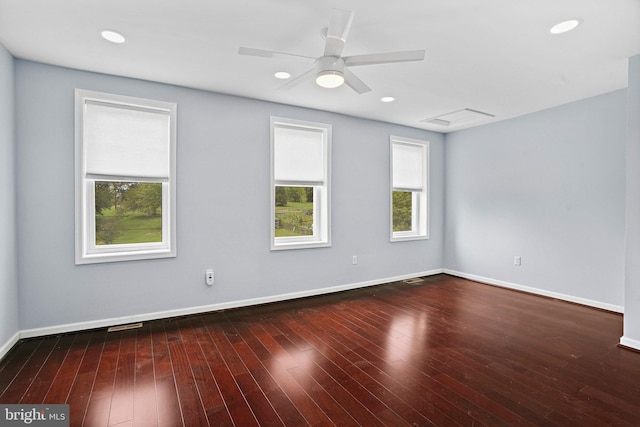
[271,117,331,250]
[390,136,429,242]
[75,89,177,264]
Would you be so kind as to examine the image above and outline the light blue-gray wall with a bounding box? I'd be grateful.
[3,52,635,350]
[0,43,18,351]
[15,60,445,331]
[624,54,640,347]
[444,90,627,308]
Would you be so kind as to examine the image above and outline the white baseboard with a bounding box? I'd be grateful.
[7,268,634,359]
[18,269,444,340]
[620,336,640,351]
[0,331,20,361]
[444,269,624,313]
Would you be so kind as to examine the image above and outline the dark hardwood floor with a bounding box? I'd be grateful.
[1,274,639,426]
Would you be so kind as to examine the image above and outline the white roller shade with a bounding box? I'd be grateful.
[392,142,424,190]
[84,102,170,178]
[274,126,325,182]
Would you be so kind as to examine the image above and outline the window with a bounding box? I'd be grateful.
[75,89,176,264]
[390,136,428,241]
[271,117,331,250]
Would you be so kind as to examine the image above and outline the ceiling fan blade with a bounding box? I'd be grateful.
[323,9,354,57]
[343,69,371,94]
[277,67,317,90]
[238,47,315,63]
[344,50,425,67]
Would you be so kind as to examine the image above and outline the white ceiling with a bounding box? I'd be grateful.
[0,0,638,132]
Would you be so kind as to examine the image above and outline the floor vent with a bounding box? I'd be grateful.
[403,278,424,285]
[108,322,143,332]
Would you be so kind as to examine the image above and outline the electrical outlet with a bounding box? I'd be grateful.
[352,255,358,265]
[205,269,214,286]
[514,256,522,266]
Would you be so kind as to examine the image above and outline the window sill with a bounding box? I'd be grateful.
[271,240,331,251]
[76,248,176,265]
[390,233,429,242]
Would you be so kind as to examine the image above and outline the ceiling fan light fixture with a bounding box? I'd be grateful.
[316,70,344,88]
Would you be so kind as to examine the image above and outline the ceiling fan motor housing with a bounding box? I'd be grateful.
[317,56,345,73]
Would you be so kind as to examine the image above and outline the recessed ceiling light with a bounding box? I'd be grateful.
[274,71,291,79]
[101,30,126,44]
[550,19,582,34]
[381,96,395,103]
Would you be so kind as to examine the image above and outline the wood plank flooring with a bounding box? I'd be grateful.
[1,274,639,426]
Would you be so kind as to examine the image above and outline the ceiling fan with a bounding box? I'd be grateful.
[238,9,425,94]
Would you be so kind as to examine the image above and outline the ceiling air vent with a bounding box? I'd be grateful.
[421,108,494,127]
